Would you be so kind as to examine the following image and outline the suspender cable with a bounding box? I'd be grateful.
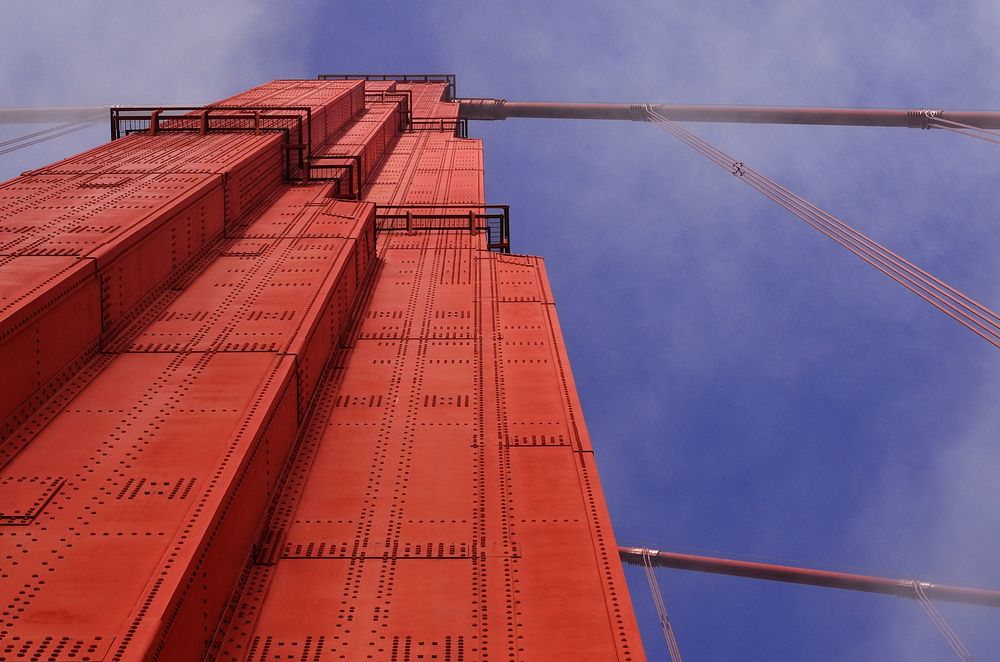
[650,110,1000,346]
[912,581,976,662]
[647,108,1000,349]
[0,116,103,158]
[640,548,684,662]
[647,108,1000,331]
[0,121,87,149]
[926,114,1000,146]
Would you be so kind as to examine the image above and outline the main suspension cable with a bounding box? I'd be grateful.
[647,108,1000,349]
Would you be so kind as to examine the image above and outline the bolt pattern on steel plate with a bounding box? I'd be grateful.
[0,78,644,662]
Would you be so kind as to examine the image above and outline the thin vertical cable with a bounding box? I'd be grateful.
[0,117,103,157]
[912,581,976,661]
[928,115,1000,146]
[647,107,1000,349]
[641,547,684,661]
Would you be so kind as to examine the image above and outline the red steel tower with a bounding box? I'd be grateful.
[0,76,644,660]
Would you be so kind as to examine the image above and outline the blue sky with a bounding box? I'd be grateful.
[3,2,1000,659]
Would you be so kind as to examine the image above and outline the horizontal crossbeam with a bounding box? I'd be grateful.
[619,546,1000,607]
[458,99,1000,129]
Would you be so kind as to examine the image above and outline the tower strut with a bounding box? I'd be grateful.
[619,547,1000,608]
[458,99,1000,129]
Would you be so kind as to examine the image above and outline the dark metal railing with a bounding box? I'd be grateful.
[110,96,474,201]
[375,204,510,253]
[319,74,457,101]
[305,155,363,199]
[109,105,313,181]
[410,117,469,139]
[364,89,413,131]
[320,75,467,136]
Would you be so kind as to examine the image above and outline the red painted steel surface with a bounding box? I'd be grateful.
[0,78,643,660]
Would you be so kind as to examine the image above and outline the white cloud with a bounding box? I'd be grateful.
[431,1,1000,658]
[3,2,1000,657]
[0,0,317,180]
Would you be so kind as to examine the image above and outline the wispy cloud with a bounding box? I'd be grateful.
[3,2,1000,658]
[0,1,318,179]
[430,1,1000,658]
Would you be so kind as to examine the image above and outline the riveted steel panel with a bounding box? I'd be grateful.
[0,475,64,524]
[149,359,300,660]
[394,427,477,547]
[0,172,221,258]
[318,104,401,186]
[25,132,200,176]
[216,79,364,148]
[413,339,478,426]
[0,256,100,439]
[0,351,300,660]
[512,518,633,660]
[96,175,227,336]
[0,171,228,358]
[222,137,287,222]
[230,183,336,239]
[356,249,423,340]
[119,235,354,353]
[0,634,113,661]
[2,77,644,662]
[30,131,286,230]
[490,253,550,302]
[494,300,593,451]
[30,132,282,178]
[286,199,371,238]
[280,423,384,551]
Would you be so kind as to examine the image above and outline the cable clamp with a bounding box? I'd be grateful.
[909,108,943,129]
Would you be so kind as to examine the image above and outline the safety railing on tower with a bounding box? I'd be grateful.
[320,74,467,137]
[411,117,469,138]
[305,154,363,199]
[110,105,313,182]
[375,204,510,253]
[363,88,413,131]
[318,73,457,101]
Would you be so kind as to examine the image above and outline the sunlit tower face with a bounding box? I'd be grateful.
[0,76,643,660]
[3,64,1000,662]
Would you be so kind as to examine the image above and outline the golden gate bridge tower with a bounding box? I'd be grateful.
[1,74,999,661]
